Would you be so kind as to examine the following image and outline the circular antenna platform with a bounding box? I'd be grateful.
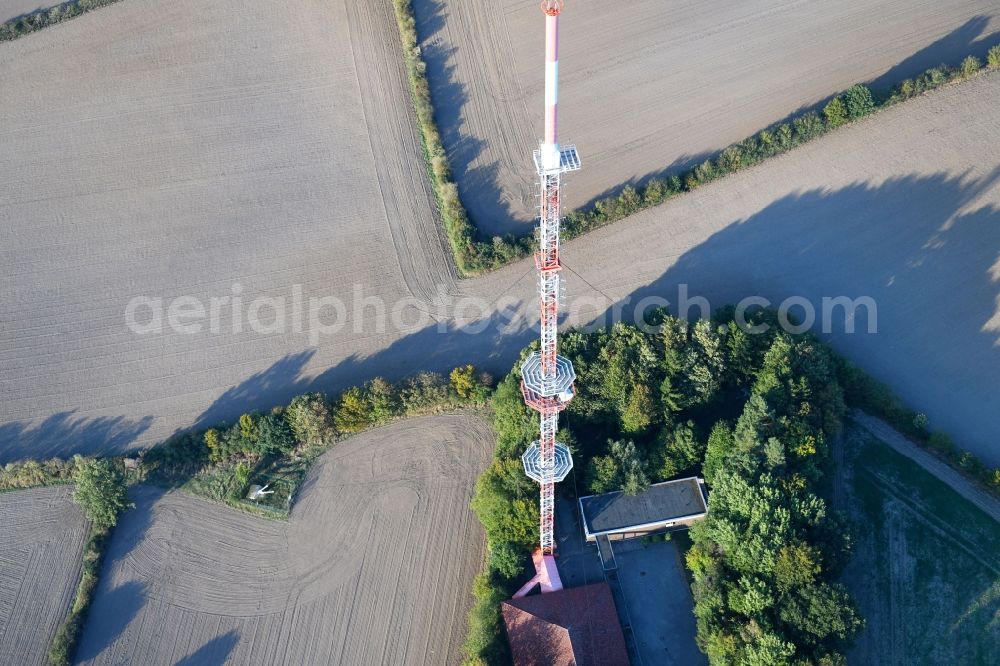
[520,352,575,399]
[522,441,573,483]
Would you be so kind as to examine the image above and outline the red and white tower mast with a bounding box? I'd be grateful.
[516,0,581,595]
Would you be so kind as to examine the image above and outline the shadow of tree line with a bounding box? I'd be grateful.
[575,16,1000,215]
[0,412,153,463]
[413,0,531,238]
[3,168,997,466]
[73,484,239,664]
[3,11,999,466]
[186,167,1000,467]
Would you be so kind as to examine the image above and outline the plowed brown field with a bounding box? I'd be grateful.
[75,414,492,665]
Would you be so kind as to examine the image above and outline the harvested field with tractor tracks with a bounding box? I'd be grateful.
[74,414,492,665]
[0,0,453,460]
[1,1,999,467]
[0,485,88,665]
[416,0,1000,234]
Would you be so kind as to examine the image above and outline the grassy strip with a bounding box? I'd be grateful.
[0,0,123,42]
[840,424,1000,663]
[390,0,532,276]
[0,456,83,492]
[837,359,1000,498]
[462,567,513,666]
[47,524,110,666]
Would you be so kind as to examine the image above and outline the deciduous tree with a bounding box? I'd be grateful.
[73,459,130,530]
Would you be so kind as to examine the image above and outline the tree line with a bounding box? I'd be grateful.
[560,47,1000,241]
[8,367,489,665]
[2,315,995,664]
[0,0,124,42]
[48,457,131,665]
[144,366,492,514]
[686,334,862,665]
[464,299,1000,664]
[466,309,857,665]
[392,0,1000,276]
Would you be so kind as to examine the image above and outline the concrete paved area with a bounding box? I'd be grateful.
[552,495,604,589]
[612,539,706,666]
[553,496,704,666]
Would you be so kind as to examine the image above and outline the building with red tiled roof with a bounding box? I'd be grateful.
[501,582,629,666]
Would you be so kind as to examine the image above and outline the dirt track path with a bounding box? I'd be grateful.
[850,410,1000,524]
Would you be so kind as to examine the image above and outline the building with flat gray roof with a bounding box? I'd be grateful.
[578,477,708,542]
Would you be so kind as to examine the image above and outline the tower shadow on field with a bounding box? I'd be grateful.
[578,168,1000,464]
[181,168,1000,462]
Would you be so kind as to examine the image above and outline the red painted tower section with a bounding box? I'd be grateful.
[515,0,581,596]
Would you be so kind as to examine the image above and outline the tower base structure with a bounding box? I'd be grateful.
[512,549,565,598]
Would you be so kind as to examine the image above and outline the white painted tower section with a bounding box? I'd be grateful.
[520,0,581,562]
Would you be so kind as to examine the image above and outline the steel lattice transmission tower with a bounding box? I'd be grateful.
[520,0,580,563]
